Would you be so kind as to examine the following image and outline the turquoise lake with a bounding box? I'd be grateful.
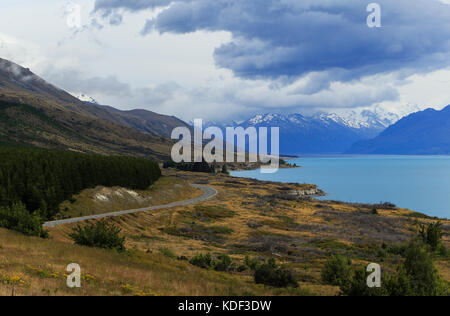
[230,156,450,218]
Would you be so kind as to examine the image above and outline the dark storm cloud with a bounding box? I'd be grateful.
[94,0,450,82]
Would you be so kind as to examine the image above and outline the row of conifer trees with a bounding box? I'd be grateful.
[0,147,161,220]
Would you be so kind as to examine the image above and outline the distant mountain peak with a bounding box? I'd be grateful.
[242,109,399,131]
[248,113,287,125]
[73,93,99,105]
[347,105,450,155]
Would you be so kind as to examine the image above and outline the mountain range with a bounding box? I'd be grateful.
[347,105,450,155]
[2,57,449,158]
[206,110,400,155]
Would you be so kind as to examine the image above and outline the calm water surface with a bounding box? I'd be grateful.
[231,156,450,218]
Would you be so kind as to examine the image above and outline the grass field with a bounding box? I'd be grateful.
[1,170,449,296]
[0,228,314,296]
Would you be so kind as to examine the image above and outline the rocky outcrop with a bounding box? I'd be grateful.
[286,188,325,198]
[273,188,325,201]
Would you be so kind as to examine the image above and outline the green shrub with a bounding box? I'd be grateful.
[254,258,298,288]
[215,254,233,272]
[385,244,406,256]
[438,244,448,258]
[321,254,353,287]
[189,253,234,271]
[245,255,260,271]
[69,220,126,252]
[341,268,388,296]
[418,221,443,252]
[338,240,449,296]
[189,253,215,269]
[391,240,448,296]
[0,203,48,238]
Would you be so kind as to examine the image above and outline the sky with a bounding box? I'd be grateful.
[1,0,450,122]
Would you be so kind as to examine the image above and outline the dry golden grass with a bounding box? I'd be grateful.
[57,176,202,219]
[0,228,314,296]
[1,169,449,296]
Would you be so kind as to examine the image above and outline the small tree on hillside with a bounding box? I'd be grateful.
[321,254,353,287]
[418,221,443,252]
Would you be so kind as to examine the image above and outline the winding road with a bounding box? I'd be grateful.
[43,184,218,228]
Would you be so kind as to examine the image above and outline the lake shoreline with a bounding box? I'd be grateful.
[231,155,450,219]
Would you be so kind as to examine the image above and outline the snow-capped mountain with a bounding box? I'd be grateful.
[198,105,427,154]
[204,109,408,155]
[217,106,403,131]
[311,109,399,130]
[347,105,450,154]
[73,93,99,105]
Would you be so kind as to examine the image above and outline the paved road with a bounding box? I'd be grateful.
[43,184,218,228]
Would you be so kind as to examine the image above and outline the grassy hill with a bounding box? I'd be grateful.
[0,58,178,160]
[0,101,172,160]
[2,170,446,296]
[0,227,307,296]
[83,104,191,139]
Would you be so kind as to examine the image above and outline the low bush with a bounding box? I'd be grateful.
[340,267,388,296]
[321,254,353,287]
[215,254,233,272]
[189,253,215,269]
[384,243,407,256]
[69,220,126,252]
[0,203,48,238]
[329,240,449,296]
[189,253,234,272]
[254,258,298,288]
[245,255,260,271]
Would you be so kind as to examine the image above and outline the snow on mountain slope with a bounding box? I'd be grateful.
[73,93,99,104]
[201,107,415,154]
